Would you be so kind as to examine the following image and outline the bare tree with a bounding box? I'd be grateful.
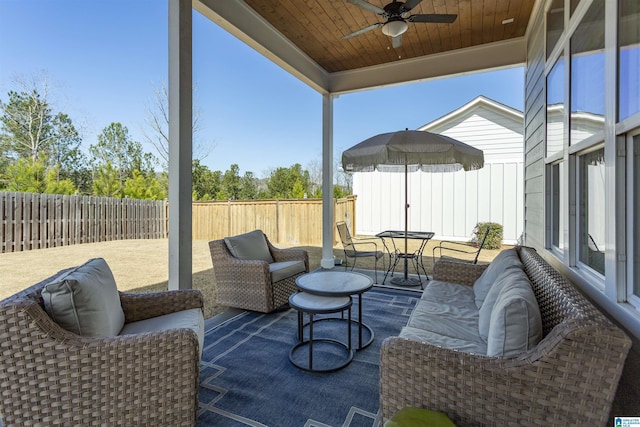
[304,156,352,197]
[0,74,54,161]
[335,155,352,194]
[306,158,322,197]
[0,73,86,188]
[142,82,213,170]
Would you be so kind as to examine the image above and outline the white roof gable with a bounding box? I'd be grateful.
[418,96,524,164]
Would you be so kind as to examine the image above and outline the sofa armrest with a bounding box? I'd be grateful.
[432,260,488,286]
[0,298,199,426]
[120,289,204,323]
[380,328,631,426]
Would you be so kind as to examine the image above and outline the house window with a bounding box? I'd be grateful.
[570,1,605,145]
[578,147,605,275]
[547,58,565,157]
[633,135,640,300]
[619,0,640,121]
[551,162,565,250]
[546,0,565,58]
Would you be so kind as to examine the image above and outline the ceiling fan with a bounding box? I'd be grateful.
[343,0,457,48]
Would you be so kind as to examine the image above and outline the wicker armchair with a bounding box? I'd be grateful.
[209,232,309,313]
[0,270,203,427]
[380,246,632,426]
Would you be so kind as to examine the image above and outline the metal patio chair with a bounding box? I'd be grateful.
[432,225,492,265]
[336,221,384,283]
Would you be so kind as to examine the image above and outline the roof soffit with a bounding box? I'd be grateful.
[194,0,535,94]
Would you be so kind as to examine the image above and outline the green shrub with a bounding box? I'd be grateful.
[473,222,503,250]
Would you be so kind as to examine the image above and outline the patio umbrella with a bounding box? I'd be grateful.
[342,129,484,286]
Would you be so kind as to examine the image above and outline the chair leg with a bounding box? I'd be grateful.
[373,257,378,284]
[413,256,422,280]
[390,253,400,276]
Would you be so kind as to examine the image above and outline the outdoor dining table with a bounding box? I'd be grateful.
[376,230,435,288]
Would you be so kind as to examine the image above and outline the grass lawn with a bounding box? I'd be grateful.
[0,237,506,319]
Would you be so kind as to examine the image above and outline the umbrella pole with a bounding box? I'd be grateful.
[404,161,409,281]
[391,154,420,287]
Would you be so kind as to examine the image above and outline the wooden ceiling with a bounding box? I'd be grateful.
[242,0,535,73]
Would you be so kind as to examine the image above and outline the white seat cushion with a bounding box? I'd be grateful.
[41,258,125,337]
[407,281,481,343]
[399,326,487,355]
[269,260,306,283]
[119,308,205,358]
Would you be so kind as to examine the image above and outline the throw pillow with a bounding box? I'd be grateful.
[41,258,125,337]
[478,267,530,341]
[473,248,523,308]
[224,229,274,263]
[486,275,542,356]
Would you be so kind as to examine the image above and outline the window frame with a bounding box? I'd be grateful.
[626,130,640,309]
[574,144,606,285]
[547,160,566,256]
[542,0,640,307]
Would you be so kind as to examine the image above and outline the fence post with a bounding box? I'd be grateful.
[275,199,280,243]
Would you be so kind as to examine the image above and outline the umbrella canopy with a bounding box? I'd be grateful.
[341,129,484,286]
[342,129,484,174]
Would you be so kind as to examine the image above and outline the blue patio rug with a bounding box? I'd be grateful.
[197,287,419,427]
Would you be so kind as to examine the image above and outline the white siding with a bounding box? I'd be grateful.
[434,113,523,163]
[354,162,524,243]
[353,98,524,244]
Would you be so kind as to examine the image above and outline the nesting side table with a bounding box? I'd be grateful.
[288,292,354,373]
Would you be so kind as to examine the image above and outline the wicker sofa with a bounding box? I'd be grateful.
[0,259,203,426]
[380,246,632,426]
[209,230,309,313]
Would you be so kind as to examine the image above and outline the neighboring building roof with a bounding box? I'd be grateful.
[417,95,524,164]
[418,95,524,133]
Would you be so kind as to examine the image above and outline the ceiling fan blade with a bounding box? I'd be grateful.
[401,0,424,12]
[409,14,458,23]
[347,0,386,15]
[392,34,403,48]
[343,23,383,39]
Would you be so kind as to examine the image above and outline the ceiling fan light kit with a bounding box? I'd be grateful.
[344,0,457,48]
[381,19,408,37]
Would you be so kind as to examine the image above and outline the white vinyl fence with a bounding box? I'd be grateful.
[350,162,524,244]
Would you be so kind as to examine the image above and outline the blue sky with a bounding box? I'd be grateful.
[0,0,524,178]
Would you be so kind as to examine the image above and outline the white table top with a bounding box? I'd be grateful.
[288,292,351,312]
[295,270,373,296]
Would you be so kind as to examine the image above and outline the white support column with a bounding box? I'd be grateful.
[168,0,192,290]
[604,0,620,301]
[321,93,335,269]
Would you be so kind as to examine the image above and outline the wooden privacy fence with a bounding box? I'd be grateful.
[193,195,357,245]
[0,192,168,253]
[0,193,356,253]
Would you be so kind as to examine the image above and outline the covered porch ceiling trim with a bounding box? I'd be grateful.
[194,0,526,96]
[194,0,330,94]
[328,37,526,94]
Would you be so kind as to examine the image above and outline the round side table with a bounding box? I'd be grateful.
[288,292,354,373]
[295,270,374,350]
